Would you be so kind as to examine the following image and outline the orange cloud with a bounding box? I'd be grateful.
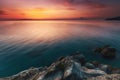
[0,9,27,19]
[14,7,79,19]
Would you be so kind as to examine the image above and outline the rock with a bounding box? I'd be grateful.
[64,62,106,80]
[35,57,106,80]
[83,68,106,77]
[72,52,86,66]
[57,56,65,61]
[103,45,111,49]
[111,68,120,74]
[88,74,120,80]
[91,61,100,67]
[99,64,109,72]
[101,47,116,59]
[56,62,66,71]
[85,63,95,69]
[94,45,117,59]
[93,47,102,53]
[42,70,63,80]
[6,67,40,80]
[105,66,114,74]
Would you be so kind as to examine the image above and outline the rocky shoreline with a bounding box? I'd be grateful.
[1,51,120,80]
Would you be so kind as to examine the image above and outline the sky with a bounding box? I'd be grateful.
[0,0,120,19]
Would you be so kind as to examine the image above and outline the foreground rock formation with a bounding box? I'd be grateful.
[0,52,120,80]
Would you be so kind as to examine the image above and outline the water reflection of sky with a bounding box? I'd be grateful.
[0,21,119,43]
[0,20,120,77]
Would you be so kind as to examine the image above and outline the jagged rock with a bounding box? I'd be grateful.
[1,67,42,80]
[36,60,106,80]
[72,52,86,66]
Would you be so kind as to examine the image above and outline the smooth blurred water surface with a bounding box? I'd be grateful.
[0,20,120,77]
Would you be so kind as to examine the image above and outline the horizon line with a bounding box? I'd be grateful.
[0,18,104,21]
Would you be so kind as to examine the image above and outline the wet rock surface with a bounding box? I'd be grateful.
[88,74,120,80]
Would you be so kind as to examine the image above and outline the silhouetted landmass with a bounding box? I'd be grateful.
[106,16,120,20]
[0,17,89,21]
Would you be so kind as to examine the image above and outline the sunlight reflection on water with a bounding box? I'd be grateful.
[0,20,120,77]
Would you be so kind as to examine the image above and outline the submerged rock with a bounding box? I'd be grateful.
[93,47,102,53]
[101,47,116,59]
[94,45,117,59]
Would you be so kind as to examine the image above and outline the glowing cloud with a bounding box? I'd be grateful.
[0,0,120,19]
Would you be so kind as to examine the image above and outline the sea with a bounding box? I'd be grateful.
[0,20,120,77]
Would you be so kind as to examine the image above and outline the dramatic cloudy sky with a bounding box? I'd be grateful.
[0,0,120,19]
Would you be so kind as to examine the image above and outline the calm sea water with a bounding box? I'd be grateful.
[0,20,120,77]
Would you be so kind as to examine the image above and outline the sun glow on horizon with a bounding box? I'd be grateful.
[24,9,60,19]
[12,8,82,19]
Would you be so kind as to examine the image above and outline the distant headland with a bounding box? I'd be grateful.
[106,16,120,21]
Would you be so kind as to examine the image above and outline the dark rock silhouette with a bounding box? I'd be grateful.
[93,45,117,59]
[106,16,120,20]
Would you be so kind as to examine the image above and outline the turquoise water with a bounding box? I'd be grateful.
[0,20,120,77]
